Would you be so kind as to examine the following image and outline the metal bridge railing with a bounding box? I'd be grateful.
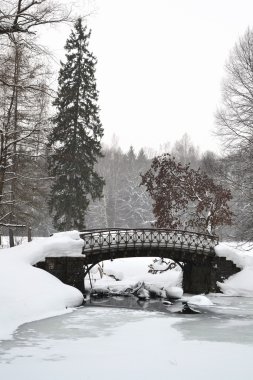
[80,228,219,255]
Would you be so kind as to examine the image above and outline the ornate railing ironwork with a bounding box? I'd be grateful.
[80,228,219,256]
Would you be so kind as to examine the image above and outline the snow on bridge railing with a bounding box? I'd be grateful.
[79,228,219,255]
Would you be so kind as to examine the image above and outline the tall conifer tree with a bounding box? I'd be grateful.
[48,18,104,231]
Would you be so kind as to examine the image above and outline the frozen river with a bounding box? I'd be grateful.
[1,296,253,380]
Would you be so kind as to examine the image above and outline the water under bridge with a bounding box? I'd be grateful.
[37,228,240,294]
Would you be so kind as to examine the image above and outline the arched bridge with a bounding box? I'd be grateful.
[80,228,218,270]
[37,228,240,295]
[81,228,218,255]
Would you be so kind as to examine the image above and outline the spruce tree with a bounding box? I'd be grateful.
[48,18,104,231]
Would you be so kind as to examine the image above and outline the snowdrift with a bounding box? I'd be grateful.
[0,231,84,340]
[216,242,253,297]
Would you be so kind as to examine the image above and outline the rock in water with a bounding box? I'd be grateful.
[187,295,213,306]
[162,300,172,306]
[136,288,150,300]
[145,284,166,298]
[165,286,183,299]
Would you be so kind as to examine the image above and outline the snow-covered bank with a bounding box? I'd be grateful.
[0,231,84,340]
[216,242,253,296]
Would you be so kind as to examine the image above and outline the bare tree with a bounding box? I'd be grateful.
[171,133,200,169]
[87,146,154,229]
[216,28,253,151]
[0,0,69,36]
[0,1,81,233]
[0,35,51,228]
[216,27,253,241]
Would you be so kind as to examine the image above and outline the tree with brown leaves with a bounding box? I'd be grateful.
[140,154,232,235]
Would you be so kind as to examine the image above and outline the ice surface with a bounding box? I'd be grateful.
[0,306,253,380]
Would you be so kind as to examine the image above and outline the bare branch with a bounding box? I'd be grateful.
[0,0,70,36]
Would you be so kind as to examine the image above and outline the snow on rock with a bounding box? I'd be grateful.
[136,287,150,300]
[187,295,214,306]
[165,286,183,299]
[0,231,84,340]
[145,284,167,298]
[162,300,172,305]
[103,268,124,281]
[215,242,253,297]
[89,258,183,297]
[89,260,183,300]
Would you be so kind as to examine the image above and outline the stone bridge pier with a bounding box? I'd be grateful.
[36,257,87,294]
[182,255,240,293]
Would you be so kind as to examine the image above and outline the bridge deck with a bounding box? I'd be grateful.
[80,228,218,256]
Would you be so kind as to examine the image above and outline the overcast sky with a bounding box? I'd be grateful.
[42,0,253,154]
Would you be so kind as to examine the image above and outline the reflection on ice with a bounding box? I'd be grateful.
[187,295,253,317]
[0,308,161,363]
[172,313,253,345]
[170,295,253,345]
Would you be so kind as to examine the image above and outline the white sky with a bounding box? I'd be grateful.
[42,0,253,154]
